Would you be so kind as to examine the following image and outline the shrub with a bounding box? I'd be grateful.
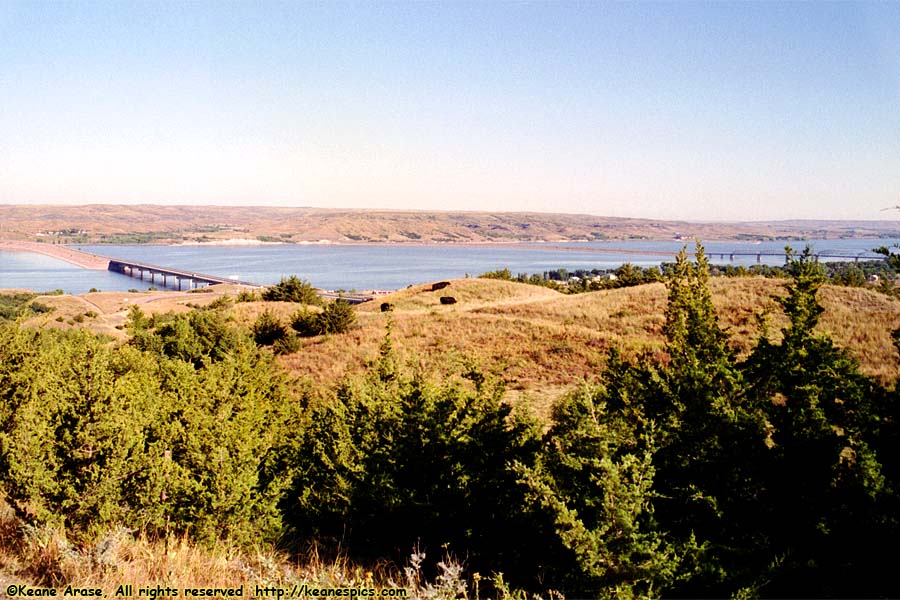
[290,309,322,337]
[0,330,161,536]
[318,300,357,334]
[291,301,357,337]
[29,302,54,315]
[283,349,542,582]
[203,294,233,311]
[252,310,287,346]
[273,333,302,355]
[0,321,297,546]
[131,310,244,367]
[0,293,37,321]
[262,276,321,305]
[236,289,260,303]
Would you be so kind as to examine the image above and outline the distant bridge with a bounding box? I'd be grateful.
[108,259,375,301]
[706,251,885,263]
[2,241,375,300]
[522,244,888,263]
[107,258,261,290]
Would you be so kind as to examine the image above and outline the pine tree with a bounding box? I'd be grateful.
[740,245,893,596]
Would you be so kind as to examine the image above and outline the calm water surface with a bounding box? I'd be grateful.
[1,239,895,294]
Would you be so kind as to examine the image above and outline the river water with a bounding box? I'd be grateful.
[0,239,895,294]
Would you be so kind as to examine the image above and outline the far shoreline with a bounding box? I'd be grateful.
[62,234,862,248]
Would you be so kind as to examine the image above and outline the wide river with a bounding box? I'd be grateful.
[1,239,896,294]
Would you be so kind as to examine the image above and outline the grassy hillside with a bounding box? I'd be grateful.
[14,276,900,415]
[278,278,900,410]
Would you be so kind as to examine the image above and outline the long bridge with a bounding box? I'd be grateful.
[1,240,265,290]
[522,243,887,263]
[1,241,374,302]
[107,258,260,290]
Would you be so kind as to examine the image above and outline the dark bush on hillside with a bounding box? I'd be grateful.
[283,341,544,584]
[290,309,321,337]
[291,300,356,337]
[236,289,260,302]
[252,310,287,346]
[273,332,302,355]
[318,299,356,334]
[0,293,55,321]
[262,276,321,305]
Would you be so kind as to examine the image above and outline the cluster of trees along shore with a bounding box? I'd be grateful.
[481,245,900,295]
[1,245,899,598]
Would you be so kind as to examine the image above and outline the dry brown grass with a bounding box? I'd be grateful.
[0,500,417,595]
[358,278,563,313]
[20,286,249,338]
[280,277,900,408]
[11,276,900,410]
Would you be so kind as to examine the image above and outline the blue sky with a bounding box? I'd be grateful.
[1,1,898,220]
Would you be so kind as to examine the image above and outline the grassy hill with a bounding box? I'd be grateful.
[15,276,900,416]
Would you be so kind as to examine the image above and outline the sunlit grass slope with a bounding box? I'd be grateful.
[273,277,900,411]
[10,276,900,407]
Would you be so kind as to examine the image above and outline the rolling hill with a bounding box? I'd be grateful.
[16,276,900,415]
[2,204,900,244]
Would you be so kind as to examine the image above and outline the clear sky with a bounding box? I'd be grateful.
[1,1,898,221]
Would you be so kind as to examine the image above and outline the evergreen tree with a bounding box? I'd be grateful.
[517,383,688,597]
[283,334,542,587]
[0,321,296,545]
[741,246,893,596]
[317,299,357,334]
[261,276,322,304]
[252,309,287,346]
